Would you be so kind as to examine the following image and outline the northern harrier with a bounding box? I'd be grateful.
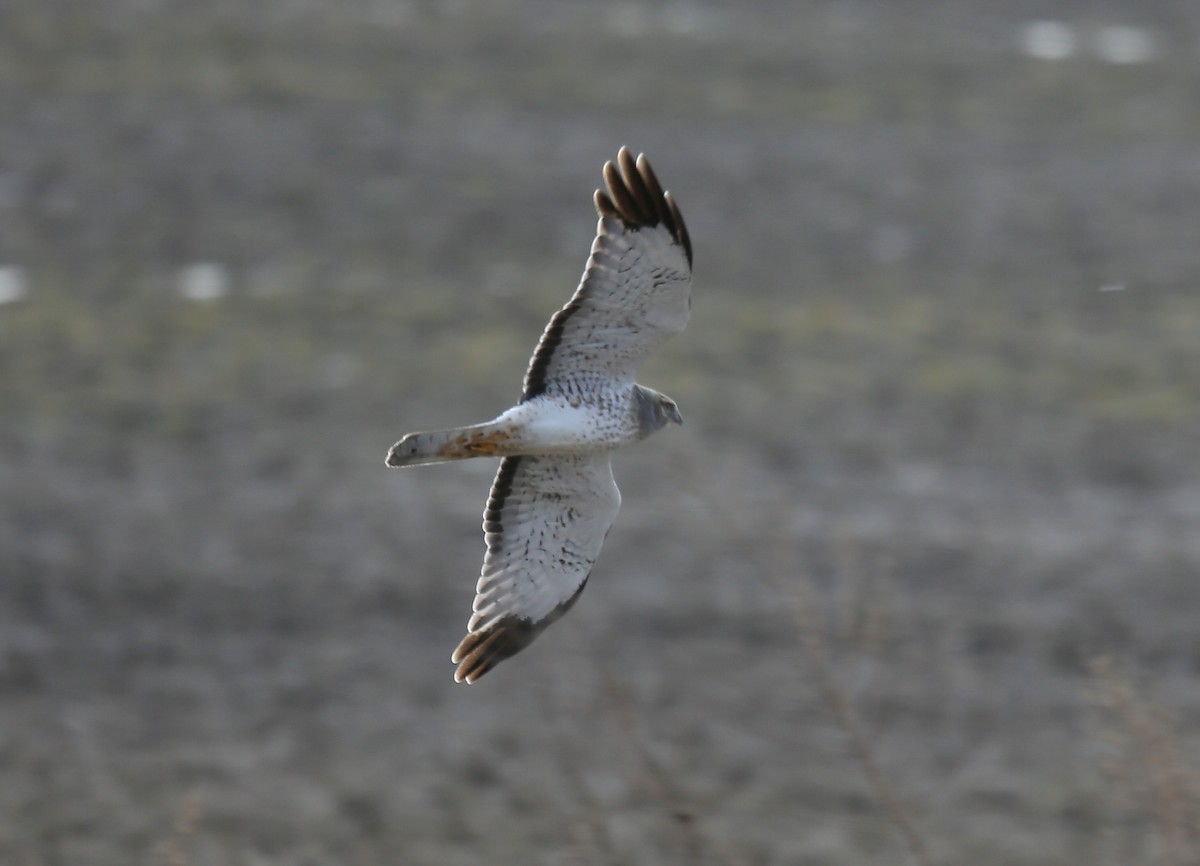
[386,148,693,683]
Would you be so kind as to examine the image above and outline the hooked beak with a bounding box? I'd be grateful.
[666,404,683,426]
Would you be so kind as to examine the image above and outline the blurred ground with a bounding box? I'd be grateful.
[3,2,1200,864]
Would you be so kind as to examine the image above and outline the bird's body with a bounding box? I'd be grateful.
[386,147,692,683]
[388,383,681,466]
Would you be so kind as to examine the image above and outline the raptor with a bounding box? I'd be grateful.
[386,148,693,683]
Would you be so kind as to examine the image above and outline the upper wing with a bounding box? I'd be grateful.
[522,147,693,400]
[451,454,621,683]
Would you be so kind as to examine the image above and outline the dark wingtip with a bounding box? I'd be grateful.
[594,189,618,219]
[451,617,538,684]
[524,149,692,402]
[592,147,692,267]
[665,191,692,268]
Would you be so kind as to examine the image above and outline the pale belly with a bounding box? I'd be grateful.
[494,394,636,454]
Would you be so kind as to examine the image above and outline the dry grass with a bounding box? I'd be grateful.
[691,472,936,866]
[5,1,1200,864]
[153,795,203,866]
[1089,658,1200,866]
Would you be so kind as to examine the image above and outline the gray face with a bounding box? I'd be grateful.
[633,385,683,437]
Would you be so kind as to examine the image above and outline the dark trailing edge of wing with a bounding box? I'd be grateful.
[521,147,691,402]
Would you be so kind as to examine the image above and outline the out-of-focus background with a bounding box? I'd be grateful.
[3,2,1200,864]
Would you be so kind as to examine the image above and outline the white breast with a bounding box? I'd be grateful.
[495,391,635,453]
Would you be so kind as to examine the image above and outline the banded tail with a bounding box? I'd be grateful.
[385,422,514,468]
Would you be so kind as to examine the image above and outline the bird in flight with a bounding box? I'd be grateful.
[386,148,693,683]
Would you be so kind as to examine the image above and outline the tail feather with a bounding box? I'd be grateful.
[385,423,513,468]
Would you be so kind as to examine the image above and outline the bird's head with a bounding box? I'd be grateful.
[659,395,683,426]
[634,385,683,436]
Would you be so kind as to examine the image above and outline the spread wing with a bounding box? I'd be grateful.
[522,147,693,400]
[451,454,621,684]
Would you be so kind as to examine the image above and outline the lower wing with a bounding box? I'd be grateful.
[451,454,622,683]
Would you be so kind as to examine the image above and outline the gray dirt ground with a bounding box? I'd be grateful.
[3,2,1200,864]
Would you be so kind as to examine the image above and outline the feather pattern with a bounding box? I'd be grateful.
[451,454,621,683]
[522,148,693,400]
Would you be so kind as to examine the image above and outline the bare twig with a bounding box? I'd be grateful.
[1089,656,1200,866]
[781,575,934,866]
[671,440,935,866]
[540,649,619,866]
[601,677,711,866]
[154,793,203,866]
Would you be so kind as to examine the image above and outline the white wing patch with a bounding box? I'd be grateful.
[451,454,621,683]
